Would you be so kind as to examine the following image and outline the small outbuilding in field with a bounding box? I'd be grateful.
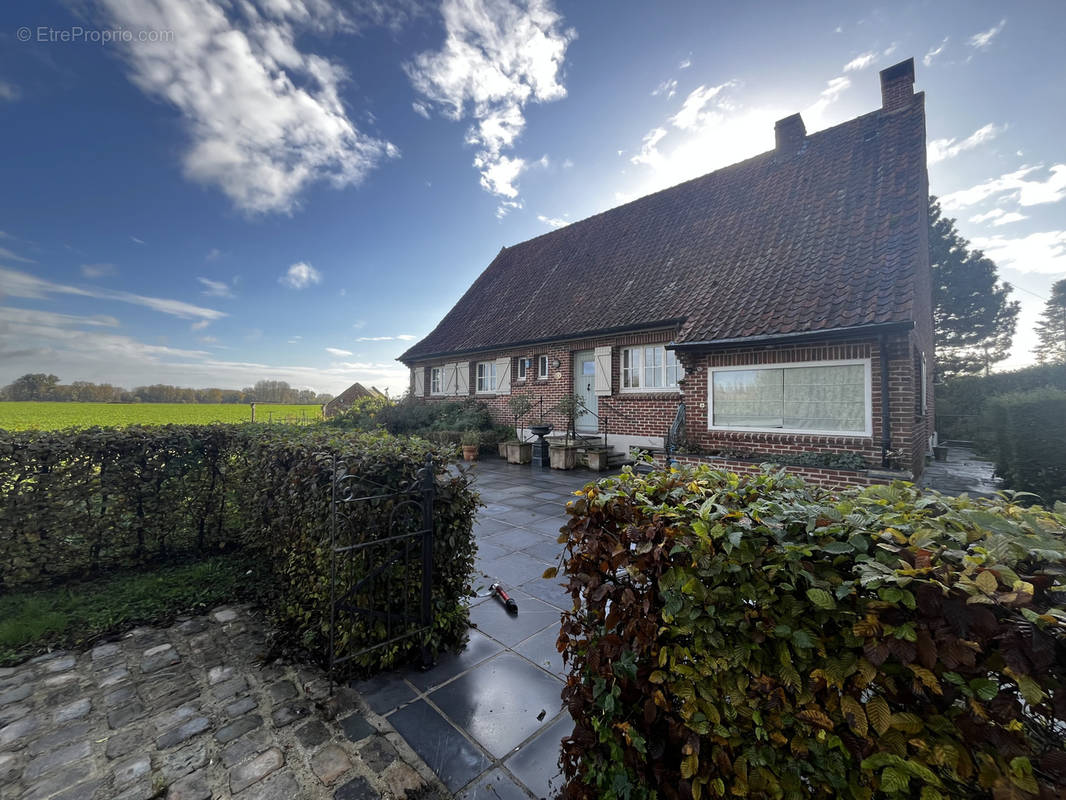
[323,382,386,418]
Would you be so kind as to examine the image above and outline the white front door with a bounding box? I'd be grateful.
[573,350,598,432]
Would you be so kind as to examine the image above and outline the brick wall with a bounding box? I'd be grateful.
[408,328,929,478]
[675,333,927,477]
[660,454,881,490]
[408,328,682,441]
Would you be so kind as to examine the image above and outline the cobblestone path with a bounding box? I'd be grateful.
[0,605,448,800]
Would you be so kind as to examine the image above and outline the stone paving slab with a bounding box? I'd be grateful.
[0,605,449,800]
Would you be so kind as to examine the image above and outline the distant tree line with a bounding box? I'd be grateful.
[0,374,333,405]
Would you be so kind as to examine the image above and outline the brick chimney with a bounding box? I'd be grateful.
[879,58,915,112]
[774,113,806,155]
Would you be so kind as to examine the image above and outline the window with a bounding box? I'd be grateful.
[621,346,683,391]
[430,367,442,395]
[476,361,497,393]
[538,355,549,379]
[517,357,531,380]
[709,359,871,436]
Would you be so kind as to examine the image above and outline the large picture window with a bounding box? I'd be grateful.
[476,361,497,393]
[709,359,871,436]
[621,346,683,391]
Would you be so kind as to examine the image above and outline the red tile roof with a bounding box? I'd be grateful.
[400,89,927,363]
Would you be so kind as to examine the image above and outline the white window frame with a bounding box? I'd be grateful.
[537,355,549,379]
[620,345,683,393]
[707,358,873,437]
[430,367,443,396]
[476,361,497,394]
[517,357,530,381]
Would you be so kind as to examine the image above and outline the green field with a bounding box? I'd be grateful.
[0,402,324,431]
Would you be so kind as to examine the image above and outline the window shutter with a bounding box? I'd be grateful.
[594,346,612,396]
[456,362,470,395]
[413,367,425,397]
[495,357,511,395]
[443,363,457,395]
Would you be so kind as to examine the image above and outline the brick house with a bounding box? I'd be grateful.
[399,59,934,486]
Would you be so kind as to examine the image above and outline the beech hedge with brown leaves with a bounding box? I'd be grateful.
[556,465,1066,800]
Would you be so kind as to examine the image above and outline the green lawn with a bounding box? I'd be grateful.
[0,402,323,430]
[0,555,255,666]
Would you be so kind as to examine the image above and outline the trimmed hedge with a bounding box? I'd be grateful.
[935,363,1066,442]
[0,425,477,673]
[985,388,1066,505]
[557,465,1066,800]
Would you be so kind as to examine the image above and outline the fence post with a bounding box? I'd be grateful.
[419,453,435,669]
[328,453,338,694]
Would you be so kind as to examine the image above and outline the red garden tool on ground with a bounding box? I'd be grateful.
[490,582,519,615]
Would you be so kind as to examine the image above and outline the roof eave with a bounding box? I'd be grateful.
[398,318,686,364]
[669,320,914,351]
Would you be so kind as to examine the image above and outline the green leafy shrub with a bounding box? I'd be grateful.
[936,363,1066,442]
[985,388,1066,504]
[325,395,391,430]
[557,465,1066,800]
[0,425,477,674]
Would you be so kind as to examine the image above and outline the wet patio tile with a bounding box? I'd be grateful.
[519,538,565,565]
[517,577,573,611]
[503,713,572,800]
[408,630,504,693]
[480,527,554,553]
[351,673,416,715]
[457,767,530,800]
[469,590,562,648]
[478,552,554,589]
[428,653,564,759]
[388,700,490,792]
[513,626,565,679]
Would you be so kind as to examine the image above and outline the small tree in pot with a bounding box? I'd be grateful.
[461,429,480,462]
[505,394,533,464]
[549,393,582,469]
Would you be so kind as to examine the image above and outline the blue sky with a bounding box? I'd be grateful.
[1,0,1063,396]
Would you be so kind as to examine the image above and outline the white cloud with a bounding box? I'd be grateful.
[81,263,119,279]
[803,76,851,129]
[940,164,1066,210]
[0,80,19,102]
[0,246,36,264]
[190,320,211,331]
[923,37,948,66]
[205,248,221,261]
[405,0,575,210]
[927,123,1005,165]
[96,0,400,215]
[0,266,226,321]
[670,83,733,131]
[537,214,568,228]
[843,52,877,72]
[969,19,1006,49]
[325,347,354,356]
[971,230,1066,275]
[130,236,145,245]
[0,307,120,329]
[352,319,366,329]
[678,56,691,70]
[412,100,431,119]
[652,79,677,98]
[969,208,1027,226]
[279,261,322,289]
[355,334,416,342]
[198,277,233,297]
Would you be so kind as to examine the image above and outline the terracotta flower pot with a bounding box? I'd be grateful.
[462,445,479,462]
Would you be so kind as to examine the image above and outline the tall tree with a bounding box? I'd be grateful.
[929,196,1020,377]
[2,373,60,401]
[1034,278,1066,365]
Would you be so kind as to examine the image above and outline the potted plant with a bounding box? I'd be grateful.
[461,430,480,462]
[505,394,533,464]
[585,447,610,472]
[549,394,581,470]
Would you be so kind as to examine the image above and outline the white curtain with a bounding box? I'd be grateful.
[713,364,865,432]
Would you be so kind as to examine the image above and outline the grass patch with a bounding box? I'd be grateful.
[0,554,256,666]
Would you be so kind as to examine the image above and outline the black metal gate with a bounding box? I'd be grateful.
[326,453,435,685]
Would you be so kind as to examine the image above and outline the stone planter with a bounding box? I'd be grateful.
[506,442,532,464]
[498,442,509,458]
[586,448,610,472]
[549,444,578,470]
[933,445,949,462]
[462,445,479,462]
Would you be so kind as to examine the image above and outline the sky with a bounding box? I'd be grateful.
[0,0,1063,397]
